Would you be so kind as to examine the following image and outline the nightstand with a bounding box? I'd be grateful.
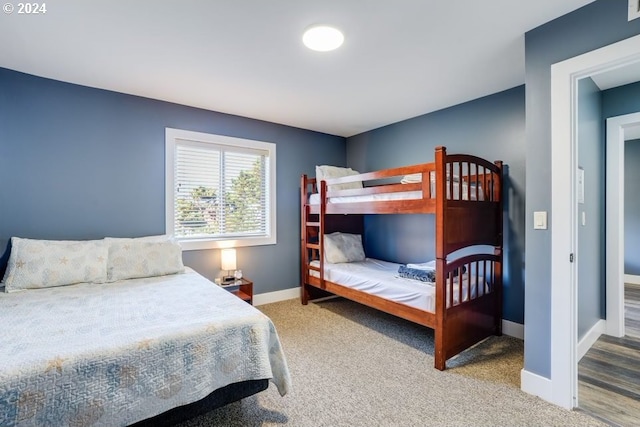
[222,278,253,305]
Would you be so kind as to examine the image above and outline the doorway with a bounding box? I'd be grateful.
[549,34,640,409]
[604,112,640,338]
[576,115,640,425]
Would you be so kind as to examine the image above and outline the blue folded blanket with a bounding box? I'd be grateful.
[397,265,435,282]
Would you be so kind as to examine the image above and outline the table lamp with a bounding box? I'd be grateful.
[221,248,237,283]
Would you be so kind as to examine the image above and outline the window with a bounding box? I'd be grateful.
[165,128,276,250]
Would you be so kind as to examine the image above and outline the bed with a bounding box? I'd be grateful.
[300,146,503,370]
[0,236,291,427]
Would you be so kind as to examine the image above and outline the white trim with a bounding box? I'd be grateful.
[502,320,524,340]
[253,287,300,306]
[521,369,553,403]
[625,274,640,285]
[630,0,640,21]
[606,113,640,338]
[577,319,606,362]
[550,34,640,410]
[550,53,579,411]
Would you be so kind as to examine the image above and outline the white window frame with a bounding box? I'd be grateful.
[630,0,640,21]
[165,128,276,250]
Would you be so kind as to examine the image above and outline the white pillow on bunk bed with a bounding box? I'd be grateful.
[315,165,363,191]
[324,232,366,263]
[400,172,460,184]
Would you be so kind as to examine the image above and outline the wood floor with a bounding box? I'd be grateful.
[578,283,640,427]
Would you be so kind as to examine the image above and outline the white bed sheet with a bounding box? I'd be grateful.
[309,191,422,205]
[0,268,291,427]
[310,258,485,312]
[309,181,481,204]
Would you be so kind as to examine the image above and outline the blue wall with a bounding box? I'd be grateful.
[625,139,640,275]
[576,77,604,340]
[602,81,640,276]
[0,68,346,293]
[602,81,640,119]
[524,0,640,377]
[346,86,526,324]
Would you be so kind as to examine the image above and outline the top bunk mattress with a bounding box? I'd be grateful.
[309,179,482,205]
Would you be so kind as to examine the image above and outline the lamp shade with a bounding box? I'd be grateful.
[221,248,237,271]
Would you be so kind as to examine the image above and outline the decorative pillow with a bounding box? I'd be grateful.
[105,236,184,281]
[324,232,366,264]
[2,237,108,292]
[315,165,363,192]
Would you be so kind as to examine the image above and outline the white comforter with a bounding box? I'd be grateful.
[0,268,290,427]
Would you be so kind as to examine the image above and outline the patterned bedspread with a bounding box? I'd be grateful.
[0,269,291,426]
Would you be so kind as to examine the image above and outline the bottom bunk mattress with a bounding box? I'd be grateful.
[0,268,291,427]
[310,258,485,312]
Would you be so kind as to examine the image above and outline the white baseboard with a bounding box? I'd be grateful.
[256,287,525,341]
[502,319,524,340]
[253,287,300,306]
[577,319,605,361]
[624,274,640,285]
[521,369,553,403]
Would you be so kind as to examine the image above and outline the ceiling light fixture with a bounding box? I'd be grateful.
[302,25,344,52]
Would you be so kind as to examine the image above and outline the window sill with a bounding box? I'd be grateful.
[178,235,276,251]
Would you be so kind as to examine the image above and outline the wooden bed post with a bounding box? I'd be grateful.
[434,146,447,370]
[494,160,504,336]
[300,175,309,305]
[319,180,327,289]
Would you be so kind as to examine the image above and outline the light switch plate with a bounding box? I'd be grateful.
[534,211,547,230]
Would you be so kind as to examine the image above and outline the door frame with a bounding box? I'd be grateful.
[550,34,640,409]
[606,112,640,338]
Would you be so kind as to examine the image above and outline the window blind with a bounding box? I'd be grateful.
[174,139,270,240]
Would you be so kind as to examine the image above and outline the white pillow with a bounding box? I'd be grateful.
[324,232,366,264]
[401,172,461,184]
[105,236,184,281]
[400,173,422,184]
[2,237,108,292]
[315,165,363,191]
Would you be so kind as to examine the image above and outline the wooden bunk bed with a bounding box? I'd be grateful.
[300,146,503,370]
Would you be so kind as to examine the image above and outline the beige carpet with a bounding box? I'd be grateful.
[178,298,607,427]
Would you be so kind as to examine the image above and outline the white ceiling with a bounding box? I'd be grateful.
[0,0,596,137]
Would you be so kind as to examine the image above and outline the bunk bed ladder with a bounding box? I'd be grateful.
[301,175,325,304]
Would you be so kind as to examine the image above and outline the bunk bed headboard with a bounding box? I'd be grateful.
[434,146,503,258]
